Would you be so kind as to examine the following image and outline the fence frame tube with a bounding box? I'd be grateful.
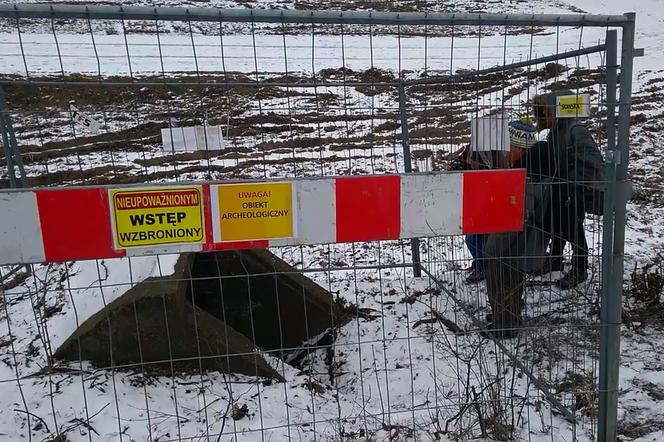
[0,86,26,188]
[0,7,638,439]
[0,4,633,27]
[598,28,619,442]
[398,82,422,277]
[598,13,636,442]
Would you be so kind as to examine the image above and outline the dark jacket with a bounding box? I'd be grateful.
[484,141,556,328]
[543,89,603,189]
[485,141,554,272]
[543,89,604,219]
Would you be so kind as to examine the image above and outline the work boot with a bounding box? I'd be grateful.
[556,267,588,289]
[529,257,564,276]
[465,267,486,284]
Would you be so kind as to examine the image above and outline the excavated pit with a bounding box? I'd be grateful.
[54,249,348,379]
[189,249,348,352]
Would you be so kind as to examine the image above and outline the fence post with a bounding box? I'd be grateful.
[0,86,26,188]
[598,13,636,441]
[398,82,421,277]
[0,86,18,188]
[598,28,619,442]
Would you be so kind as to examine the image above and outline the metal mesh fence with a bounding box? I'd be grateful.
[0,5,634,441]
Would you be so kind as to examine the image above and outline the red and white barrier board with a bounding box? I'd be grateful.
[0,170,525,265]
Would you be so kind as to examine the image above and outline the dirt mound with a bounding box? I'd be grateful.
[54,249,349,378]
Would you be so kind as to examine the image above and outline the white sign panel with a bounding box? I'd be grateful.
[70,105,100,134]
[470,115,510,152]
[161,125,225,152]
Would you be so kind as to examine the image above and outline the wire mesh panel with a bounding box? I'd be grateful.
[0,5,634,441]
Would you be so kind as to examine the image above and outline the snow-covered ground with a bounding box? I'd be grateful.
[1,0,664,440]
[0,29,608,77]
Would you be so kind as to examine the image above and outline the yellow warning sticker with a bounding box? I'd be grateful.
[110,186,205,248]
[556,94,590,118]
[216,182,293,242]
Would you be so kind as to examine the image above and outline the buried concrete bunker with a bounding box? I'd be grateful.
[54,249,350,379]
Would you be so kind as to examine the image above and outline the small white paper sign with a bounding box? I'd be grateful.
[70,105,100,134]
[470,115,510,152]
[161,125,225,152]
[194,125,223,151]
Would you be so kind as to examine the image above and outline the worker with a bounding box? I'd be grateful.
[532,90,603,289]
[483,119,554,339]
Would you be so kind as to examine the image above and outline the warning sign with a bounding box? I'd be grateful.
[110,186,205,248]
[214,182,293,242]
[556,94,590,118]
